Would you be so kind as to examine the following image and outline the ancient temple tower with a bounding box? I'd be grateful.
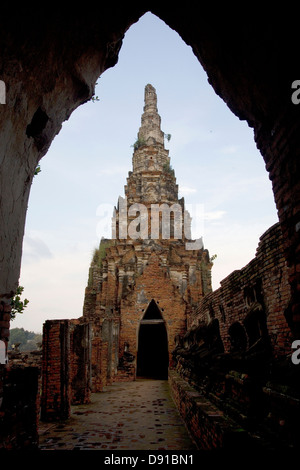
[83,84,212,390]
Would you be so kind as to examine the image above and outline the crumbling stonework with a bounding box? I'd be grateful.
[193,222,292,358]
[41,319,91,421]
[37,85,299,447]
[171,223,299,449]
[83,84,212,390]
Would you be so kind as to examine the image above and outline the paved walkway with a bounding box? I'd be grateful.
[38,379,196,451]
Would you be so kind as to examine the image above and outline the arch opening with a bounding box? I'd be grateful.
[137,300,169,379]
[14,12,278,337]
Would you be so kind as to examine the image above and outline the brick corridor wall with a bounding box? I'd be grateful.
[41,320,71,421]
[169,370,250,450]
[254,111,300,339]
[91,334,102,391]
[70,321,91,405]
[96,318,120,389]
[0,366,41,449]
[41,319,92,420]
[171,224,299,449]
[194,223,293,358]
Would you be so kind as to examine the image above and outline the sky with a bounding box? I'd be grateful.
[13,12,279,333]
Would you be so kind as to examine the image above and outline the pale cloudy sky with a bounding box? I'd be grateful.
[14,13,278,333]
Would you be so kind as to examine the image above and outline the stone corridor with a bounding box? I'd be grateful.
[38,379,196,451]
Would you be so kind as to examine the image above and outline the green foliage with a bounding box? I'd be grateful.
[92,247,100,264]
[87,267,94,288]
[34,165,41,176]
[88,239,112,286]
[131,133,170,151]
[94,239,112,267]
[162,162,174,175]
[8,328,42,351]
[132,137,146,151]
[10,286,29,320]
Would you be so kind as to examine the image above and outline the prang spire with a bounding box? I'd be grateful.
[125,84,182,212]
[131,84,171,176]
[137,84,165,147]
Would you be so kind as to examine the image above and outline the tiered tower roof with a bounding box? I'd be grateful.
[125,84,179,206]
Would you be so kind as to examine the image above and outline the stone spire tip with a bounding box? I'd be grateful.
[137,84,164,146]
[144,84,157,110]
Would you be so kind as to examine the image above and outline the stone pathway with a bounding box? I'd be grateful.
[38,379,196,451]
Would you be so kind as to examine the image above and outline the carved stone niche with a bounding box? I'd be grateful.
[228,322,248,353]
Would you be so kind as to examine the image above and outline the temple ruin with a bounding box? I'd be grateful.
[1,6,300,451]
[82,84,212,389]
[39,85,298,450]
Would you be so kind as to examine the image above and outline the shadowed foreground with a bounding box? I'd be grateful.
[39,379,196,451]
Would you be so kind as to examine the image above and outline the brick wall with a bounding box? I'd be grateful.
[169,370,251,450]
[0,366,41,449]
[254,110,300,339]
[194,222,293,358]
[41,320,71,421]
[118,253,188,380]
[171,223,299,449]
[85,250,193,390]
[70,321,92,405]
[41,319,91,421]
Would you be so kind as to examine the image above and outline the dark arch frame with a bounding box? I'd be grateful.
[0,5,299,390]
[1,6,300,451]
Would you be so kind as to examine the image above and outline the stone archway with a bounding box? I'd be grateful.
[1,7,300,339]
[137,300,169,379]
[1,6,300,450]
[1,7,300,417]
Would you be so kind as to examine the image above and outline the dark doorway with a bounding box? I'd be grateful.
[137,300,169,379]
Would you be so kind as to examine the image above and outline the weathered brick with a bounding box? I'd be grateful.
[82,85,212,389]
